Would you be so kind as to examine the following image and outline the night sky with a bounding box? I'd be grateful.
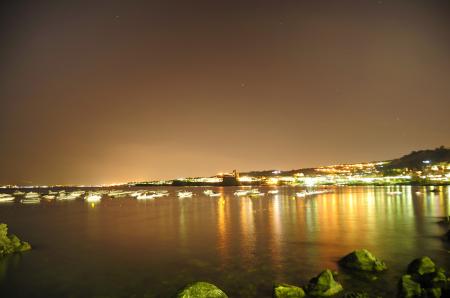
[1,0,449,185]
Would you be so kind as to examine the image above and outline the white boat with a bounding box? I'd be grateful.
[248,189,265,197]
[204,190,221,197]
[152,191,169,198]
[136,193,156,200]
[42,194,56,200]
[71,191,85,197]
[108,190,131,198]
[387,191,402,195]
[268,190,279,194]
[85,193,102,202]
[131,191,143,197]
[234,190,250,196]
[21,197,40,204]
[57,193,79,200]
[178,191,193,198]
[296,189,330,198]
[24,192,40,199]
[296,192,307,197]
[13,190,25,195]
[0,194,15,202]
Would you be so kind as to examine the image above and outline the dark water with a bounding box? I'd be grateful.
[0,186,449,297]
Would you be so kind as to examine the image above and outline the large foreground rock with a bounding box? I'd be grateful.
[407,257,436,276]
[399,275,422,297]
[339,249,387,272]
[273,283,305,298]
[307,269,343,296]
[0,223,31,257]
[398,257,449,298]
[177,282,228,298]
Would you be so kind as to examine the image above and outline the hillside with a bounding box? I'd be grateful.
[383,146,450,170]
[242,146,450,177]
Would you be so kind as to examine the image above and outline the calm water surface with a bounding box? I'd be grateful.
[0,186,449,297]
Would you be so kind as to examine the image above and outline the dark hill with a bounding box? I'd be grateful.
[384,146,450,170]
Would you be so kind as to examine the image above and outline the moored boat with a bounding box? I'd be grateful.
[203,190,221,197]
[178,191,193,198]
[85,193,102,202]
[0,194,15,202]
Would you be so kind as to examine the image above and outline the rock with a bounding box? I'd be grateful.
[343,292,370,298]
[424,287,441,298]
[339,249,387,272]
[0,223,32,258]
[177,282,228,298]
[307,269,343,296]
[407,257,436,276]
[273,283,305,298]
[399,275,422,298]
[399,258,448,297]
[430,268,447,289]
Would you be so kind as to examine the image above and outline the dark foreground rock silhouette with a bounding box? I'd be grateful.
[0,223,31,258]
[306,269,343,296]
[398,256,449,298]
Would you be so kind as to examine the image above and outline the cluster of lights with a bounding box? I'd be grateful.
[2,161,448,189]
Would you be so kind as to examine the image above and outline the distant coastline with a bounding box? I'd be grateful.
[1,147,449,189]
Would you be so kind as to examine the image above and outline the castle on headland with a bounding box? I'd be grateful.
[218,170,240,186]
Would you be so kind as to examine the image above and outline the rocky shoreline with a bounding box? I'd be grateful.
[177,249,449,297]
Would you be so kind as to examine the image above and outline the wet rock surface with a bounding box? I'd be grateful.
[177,282,228,298]
[339,249,387,272]
[306,269,343,296]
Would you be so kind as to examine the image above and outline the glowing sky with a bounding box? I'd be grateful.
[0,0,449,185]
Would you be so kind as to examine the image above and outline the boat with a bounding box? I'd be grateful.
[85,193,102,202]
[296,189,330,198]
[0,194,15,202]
[178,191,193,198]
[136,192,157,200]
[13,190,25,195]
[108,190,131,198]
[248,189,265,197]
[203,190,221,197]
[131,191,143,197]
[387,191,402,195]
[234,190,250,196]
[296,192,307,198]
[24,192,40,199]
[21,197,40,204]
[57,191,83,201]
[268,190,279,194]
[71,191,85,197]
[57,193,77,200]
[42,195,56,200]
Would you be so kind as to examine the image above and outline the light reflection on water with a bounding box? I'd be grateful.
[0,186,449,297]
